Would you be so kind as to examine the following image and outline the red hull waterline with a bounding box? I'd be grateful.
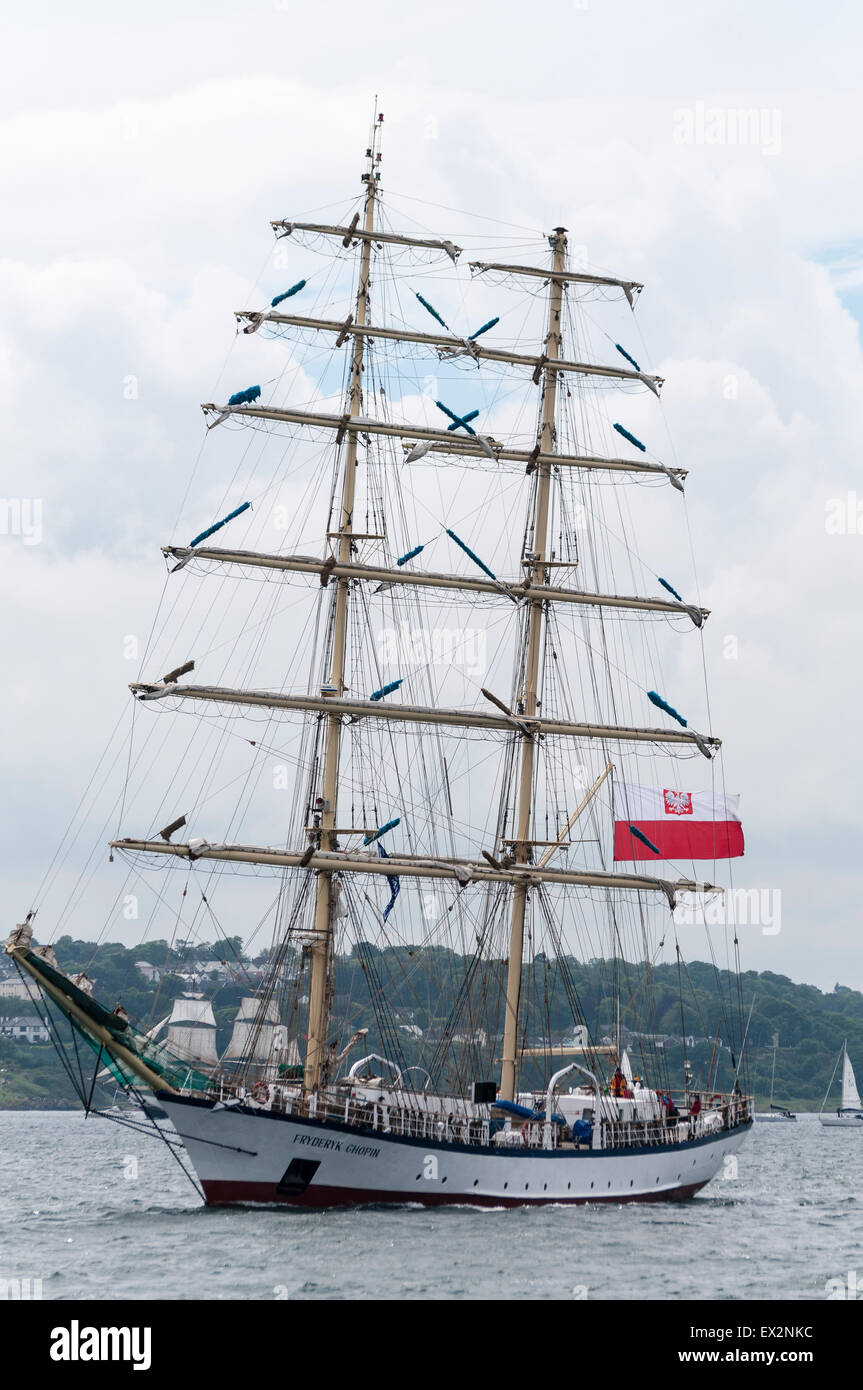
[200,1178,708,1209]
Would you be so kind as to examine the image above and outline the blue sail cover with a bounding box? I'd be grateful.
[614,343,641,371]
[446,528,497,580]
[613,422,646,451]
[363,817,401,846]
[271,280,306,307]
[189,500,251,549]
[416,292,449,330]
[647,690,688,727]
[227,385,262,407]
[369,679,403,701]
[396,544,424,566]
[378,843,400,921]
[436,400,478,435]
[492,1099,566,1124]
[628,824,661,855]
[492,1099,534,1119]
[446,408,479,433]
[658,576,684,602]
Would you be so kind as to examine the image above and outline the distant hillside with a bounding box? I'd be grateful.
[1,938,860,1109]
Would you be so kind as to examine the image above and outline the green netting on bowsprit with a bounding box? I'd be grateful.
[66,1013,212,1092]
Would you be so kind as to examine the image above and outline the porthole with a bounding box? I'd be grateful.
[473,1178,479,1187]
[415,1174,421,1181]
[441,1175,447,1184]
[543,1183,548,1191]
[630,1179,634,1187]
[525,1183,529,1191]
[567,1182,571,1190]
[503,1181,508,1190]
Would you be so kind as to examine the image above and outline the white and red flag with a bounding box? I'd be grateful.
[612,782,744,861]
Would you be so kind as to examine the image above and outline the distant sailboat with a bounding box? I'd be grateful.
[754,1034,796,1121]
[819,1042,863,1127]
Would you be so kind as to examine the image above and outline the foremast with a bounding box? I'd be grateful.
[305,119,380,1092]
[500,228,567,1102]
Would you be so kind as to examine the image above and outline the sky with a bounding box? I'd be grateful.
[3,0,863,993]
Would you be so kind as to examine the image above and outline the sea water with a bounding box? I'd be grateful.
[1,1111,861,1300]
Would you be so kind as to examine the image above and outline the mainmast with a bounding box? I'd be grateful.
[304,113,381,1091]
[499,227,567,1102]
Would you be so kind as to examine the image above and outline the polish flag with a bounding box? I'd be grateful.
[612,782,744,861]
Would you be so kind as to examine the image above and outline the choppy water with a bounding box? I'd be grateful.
[1,1111,861,1300]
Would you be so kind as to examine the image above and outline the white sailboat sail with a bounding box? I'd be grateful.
[842,1047,861,1110]
[819,1041,863,1126]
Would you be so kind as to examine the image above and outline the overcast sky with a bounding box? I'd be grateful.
[3,0,862,992]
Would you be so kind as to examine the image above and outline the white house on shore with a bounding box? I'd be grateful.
[0,979,31,1001]
[0,1016,51,1043]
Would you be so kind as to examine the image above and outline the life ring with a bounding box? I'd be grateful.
[709,1093,723,1109]
[251,1081,270,1106]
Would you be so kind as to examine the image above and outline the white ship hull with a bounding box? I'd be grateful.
[819,1111,863,1128]
[157,1093,752,1208]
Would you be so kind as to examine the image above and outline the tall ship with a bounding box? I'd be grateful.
[6,109,752,1206]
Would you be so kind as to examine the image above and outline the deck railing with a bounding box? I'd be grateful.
[206,1077,750,1152]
